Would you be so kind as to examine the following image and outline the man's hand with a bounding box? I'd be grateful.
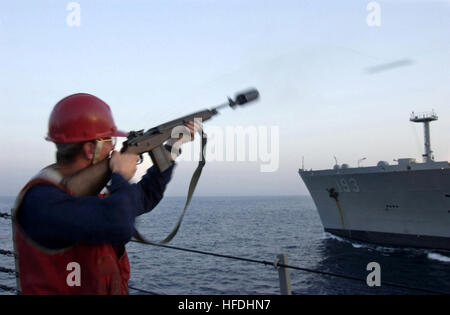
[183,120,202,143]
[109,151,139,181]
[167,120,203,147]
[163,120,202,160]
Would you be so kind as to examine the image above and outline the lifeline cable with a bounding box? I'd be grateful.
[0,284,17,293]
[0,281,161,295]
[128,285,160,295]
[0,212,11,219]
[2,204,449,293]
[0,266,18,277]
[0,249,14,257]
[130,239,450,295]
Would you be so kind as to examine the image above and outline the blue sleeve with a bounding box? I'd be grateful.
[18,164,175,249]
[126,163,175,217]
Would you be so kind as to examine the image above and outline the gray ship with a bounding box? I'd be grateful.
[299,111,450,250]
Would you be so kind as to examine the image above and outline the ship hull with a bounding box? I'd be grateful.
[299,168,450,250]
[325,228,450,250]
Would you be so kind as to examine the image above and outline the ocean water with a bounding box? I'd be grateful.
[0,195,449,295]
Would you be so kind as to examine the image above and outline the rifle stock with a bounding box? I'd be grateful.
[63,159,111,197]
[63,129,174,196]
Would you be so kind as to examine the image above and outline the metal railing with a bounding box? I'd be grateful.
[1,211,450,295]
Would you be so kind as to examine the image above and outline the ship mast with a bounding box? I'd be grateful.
[410,111,438,163]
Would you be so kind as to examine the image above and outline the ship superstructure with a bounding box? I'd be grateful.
[299,112,450,250]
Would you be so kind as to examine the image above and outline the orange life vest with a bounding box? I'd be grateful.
[12,168,130,295]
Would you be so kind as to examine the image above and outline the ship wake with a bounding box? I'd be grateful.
[325,232,450,263]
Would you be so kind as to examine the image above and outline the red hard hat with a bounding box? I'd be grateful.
[46,93,128,143]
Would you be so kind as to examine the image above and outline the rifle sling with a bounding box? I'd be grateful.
[133,131,207,245]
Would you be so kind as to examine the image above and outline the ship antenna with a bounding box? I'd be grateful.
[334,156,338,166]
[358,157,367,167]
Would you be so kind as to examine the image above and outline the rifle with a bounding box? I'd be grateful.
[63,88,259,197]
[63,89,259,196]
[62,88,259,244]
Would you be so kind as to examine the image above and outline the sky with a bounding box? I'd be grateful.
[0,0,449,196]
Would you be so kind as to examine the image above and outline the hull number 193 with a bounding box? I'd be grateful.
[335,178,360,193]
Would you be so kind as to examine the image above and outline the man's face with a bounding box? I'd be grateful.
[94,137,117,163]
